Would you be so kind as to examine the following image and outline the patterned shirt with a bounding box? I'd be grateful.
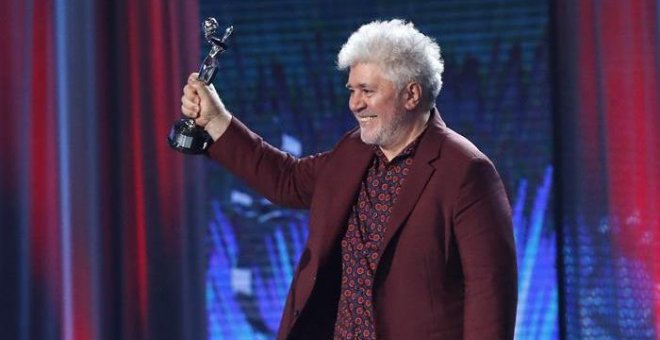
[333,138,421,339]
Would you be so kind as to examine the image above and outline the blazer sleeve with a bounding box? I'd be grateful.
[452,158,518,340]
[207,117,330,209]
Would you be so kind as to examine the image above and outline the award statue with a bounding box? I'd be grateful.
[168,18,234,154]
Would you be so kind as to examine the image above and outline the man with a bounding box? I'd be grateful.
[181,19,517,339]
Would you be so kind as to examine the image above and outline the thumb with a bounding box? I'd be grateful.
[187,74,216,102]
[192,81,216,103]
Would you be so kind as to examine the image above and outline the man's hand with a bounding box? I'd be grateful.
[180,72,232,140]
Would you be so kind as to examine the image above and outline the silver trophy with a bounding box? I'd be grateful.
[168,18,234,154]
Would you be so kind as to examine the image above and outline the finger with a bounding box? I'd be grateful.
[187,72,200,85]
[181,96,200,118]
[181,95,200,112]
[190,81,213,102]
[181,104,199,119]
[183,85,200,104]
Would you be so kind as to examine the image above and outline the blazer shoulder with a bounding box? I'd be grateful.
[440,128,493,166]
[433,128,503,193]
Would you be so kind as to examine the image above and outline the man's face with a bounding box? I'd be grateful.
[346,62,410,149]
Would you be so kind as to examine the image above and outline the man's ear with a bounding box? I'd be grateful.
[403,82,422,110]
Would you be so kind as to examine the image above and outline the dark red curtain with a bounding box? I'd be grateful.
[555,0,659,337]
[0,0,207,339]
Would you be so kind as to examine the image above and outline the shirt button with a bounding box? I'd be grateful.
[294,309,301,318]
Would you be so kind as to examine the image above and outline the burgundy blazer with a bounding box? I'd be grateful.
[208,112,517,339]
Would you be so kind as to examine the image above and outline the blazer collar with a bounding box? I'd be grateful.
[376,110,448,260]
[313,110,449,266]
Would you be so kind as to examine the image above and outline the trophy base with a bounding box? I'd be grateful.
[168,118,213,154]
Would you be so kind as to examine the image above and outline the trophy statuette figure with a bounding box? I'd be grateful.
[168,18,234,154]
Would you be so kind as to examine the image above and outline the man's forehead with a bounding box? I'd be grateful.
[346,63,389,87]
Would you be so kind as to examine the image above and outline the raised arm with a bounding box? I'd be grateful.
[180,72,328,208]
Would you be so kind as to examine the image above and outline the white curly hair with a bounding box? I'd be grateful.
[337,19,444,110]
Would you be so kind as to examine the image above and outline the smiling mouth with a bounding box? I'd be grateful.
[357,115,377,122]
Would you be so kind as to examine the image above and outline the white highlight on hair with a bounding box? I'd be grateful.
[337,19,444,109]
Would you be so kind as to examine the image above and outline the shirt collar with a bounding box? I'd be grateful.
[373,128,426,164]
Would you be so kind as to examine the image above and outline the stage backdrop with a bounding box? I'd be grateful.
[199,1,557,339]
[3,1,658,340]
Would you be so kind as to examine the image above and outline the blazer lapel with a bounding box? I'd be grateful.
[292,130,373,319]
[377,113,448,261]
[311,131,374,265]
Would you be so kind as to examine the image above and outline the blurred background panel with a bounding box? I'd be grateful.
[555,1,659,338]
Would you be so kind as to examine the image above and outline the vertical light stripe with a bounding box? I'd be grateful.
[516,166,553,334]
[126,1,149,331]
[18,0,34,338]
[54,0,73,338]
[82,0,101,338]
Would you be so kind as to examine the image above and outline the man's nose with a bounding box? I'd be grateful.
[349,92,366,113]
